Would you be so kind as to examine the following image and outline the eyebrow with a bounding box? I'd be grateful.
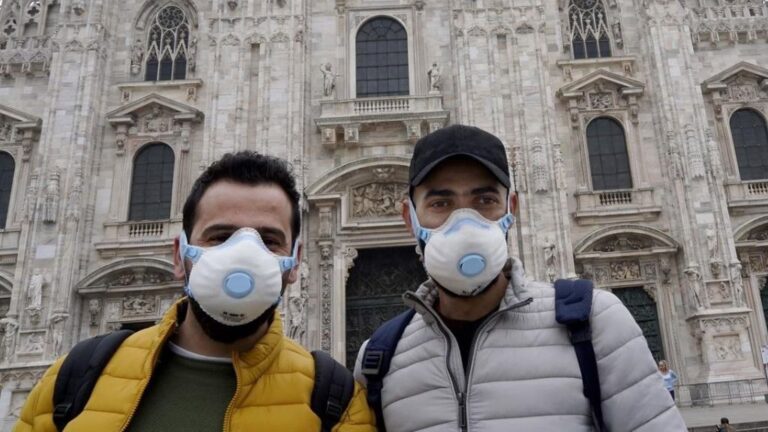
[424,185,501,199]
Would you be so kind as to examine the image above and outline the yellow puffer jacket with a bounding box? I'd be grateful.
[14,301,375,432]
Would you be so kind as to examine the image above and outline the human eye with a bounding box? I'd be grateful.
[478,195,500,206]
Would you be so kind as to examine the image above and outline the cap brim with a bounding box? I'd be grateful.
[411,152,511,189]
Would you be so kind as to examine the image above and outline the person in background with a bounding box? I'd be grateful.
[658,359,679,401]
[716,417,736,432]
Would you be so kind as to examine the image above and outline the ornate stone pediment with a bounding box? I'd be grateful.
[574,225,679,258]
[591,234,659,252]
[557,69,644,125]
[106,93,203,128]
[557,69,645,100]
[702,62,768,98]
[0,103,41,161]
[76,258,179,292]
[350,182,407,219]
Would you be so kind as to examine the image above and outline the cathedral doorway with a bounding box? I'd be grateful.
[612,286,665,361]
[344,246,427,368]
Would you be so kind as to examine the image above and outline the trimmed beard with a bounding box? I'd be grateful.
[188,296,276,344]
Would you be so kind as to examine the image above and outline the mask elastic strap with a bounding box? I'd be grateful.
[278,238,301,272]
[408,200,432,243]
[497,213,515,233]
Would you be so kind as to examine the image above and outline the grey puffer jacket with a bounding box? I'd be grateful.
[354,258,686,432]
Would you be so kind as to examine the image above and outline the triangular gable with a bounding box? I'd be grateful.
[557,69,645,99]
[702,61,768,93]
[0,103,42,131]
[106,93,203,126]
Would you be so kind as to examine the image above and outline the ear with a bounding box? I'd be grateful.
[402,198,414,237]
[172,236,186,281]
[509,191,519,215]
[285,242,303,285]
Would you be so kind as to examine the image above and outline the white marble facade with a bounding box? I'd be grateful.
[0,0,767,425]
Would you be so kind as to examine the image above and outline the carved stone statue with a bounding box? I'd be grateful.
[320,63,336,97]
[42,169,61,224]
[0,317,19,364]
[531,139,548,193]
[286,262,309,343]
[188,37,198,72]
[88,299,102,326]
[48,313,68,356]
[684,267,708,311]
[542,238,556,282]
[706,227,720,277]
[26,269,45,323]
[427,62,442,93]
[0,118,13,141]
[730,263,745,307]
[130,39,144,75]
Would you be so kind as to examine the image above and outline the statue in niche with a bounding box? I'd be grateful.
[88,299,101,326]
[0,317,18,364]
[427,62,442,93]
[286,262,309,343]
[684,267,708,311]
[320,63,336,97]
[130,39,144,75]
[26,269,45,323]
[542,238,556,282]
[706,227,721,277]
[48,313,68,356]
[42,169,60,224]
[188,37,198,72]
[731,263,745,307]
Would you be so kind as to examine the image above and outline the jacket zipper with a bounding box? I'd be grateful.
[405,292,533,432]
[119,327,176,432]
[221,352,242,432]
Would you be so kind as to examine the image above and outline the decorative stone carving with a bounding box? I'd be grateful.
[139,105,171,134]
[122,295,156,317]
[589,91,613,110]
[530,138,548,193]
[25,268,45,324]
[704,129,722,178]
[660,256,672,284]
[708,281,730,303]
[643,263,657,280]
[611,21,623,48]
[749,255,765,273]
[543,238,556,282]
[0,317,19,364]
[66,168,83,221]
[318,206,333,238]
[684,126,705,180]
[42,168,60,224]
[0,116,14,142]
[227,0,238,10]
[706,227,721,278]
[71,1,86,16]
[320,62,336,97]
[88,299,101,327]
[21,332,44,354]
[286,261,308,343]
[48,313,68,357]
[666,131,684,179]
[372,167,395,181]
[511,144,526,192]
[351,183,407,218]
[553,143,566,189]
[24,172,40,220]
[714,335,744,361]
[592,234,654,252]
[188,37,198,72]
[747,226,768,241]
[129,39,143,75]
[609,260,641,280]
[643,284,657,302]
[319,243,333,351]
[427,62,442,93]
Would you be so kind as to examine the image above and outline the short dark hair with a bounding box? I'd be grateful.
[720,418,729,424]
[182,151,301,245]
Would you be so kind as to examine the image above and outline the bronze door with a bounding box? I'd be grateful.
[345,246,427,368]
[612,287,665,361]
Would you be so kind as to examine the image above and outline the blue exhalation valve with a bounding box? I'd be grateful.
[458,254,486,277]
[223,272,255,299]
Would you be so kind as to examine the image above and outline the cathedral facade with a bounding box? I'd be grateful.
[0,0,768,426]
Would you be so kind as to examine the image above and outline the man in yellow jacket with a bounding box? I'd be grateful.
[14,152,375,432]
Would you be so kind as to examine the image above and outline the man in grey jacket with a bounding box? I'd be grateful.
[353,124,686,431]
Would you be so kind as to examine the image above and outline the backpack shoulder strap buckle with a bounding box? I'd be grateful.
[360,349,385,376]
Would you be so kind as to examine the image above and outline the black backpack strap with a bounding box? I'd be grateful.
[52,330,134,431]
[361,308,416,432]
[554,279,607,432]
[310,350,355,432]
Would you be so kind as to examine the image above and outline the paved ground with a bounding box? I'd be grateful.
[680,401,768,428]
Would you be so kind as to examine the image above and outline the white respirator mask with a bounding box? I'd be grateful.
[410,201,513,296]
[179,228,298,326]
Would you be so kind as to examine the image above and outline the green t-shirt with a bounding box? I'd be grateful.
[125,343,236,432]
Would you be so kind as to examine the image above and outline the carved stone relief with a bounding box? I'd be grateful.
[18,331,44,354]
[88,299,101,326]
[542,238,557,282]
[609,260,642,280]
[747,226,768,241]
[713,335,744,361]
[592,234,654,252]
[286,260,309,344]
[530,138,548,193]
[25,268,45,324]
[42,168,60,224]
[122,295,156,317]
[351,183,407,219]
[0,317,19,364]
[319,243,334,351]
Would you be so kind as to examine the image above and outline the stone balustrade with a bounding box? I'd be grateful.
[573,188,662,225]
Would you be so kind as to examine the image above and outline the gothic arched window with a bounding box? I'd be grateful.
[730,108,768,181]
[356,17,409,98]
[568,0,612,59]
[129,143,174,221]
[145,5,190,81]
[0,152,15,229]
[587,117,632,190]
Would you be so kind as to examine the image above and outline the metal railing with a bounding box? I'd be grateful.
[675,378,768,407]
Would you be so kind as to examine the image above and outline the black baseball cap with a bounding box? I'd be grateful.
[409,124,511,189]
